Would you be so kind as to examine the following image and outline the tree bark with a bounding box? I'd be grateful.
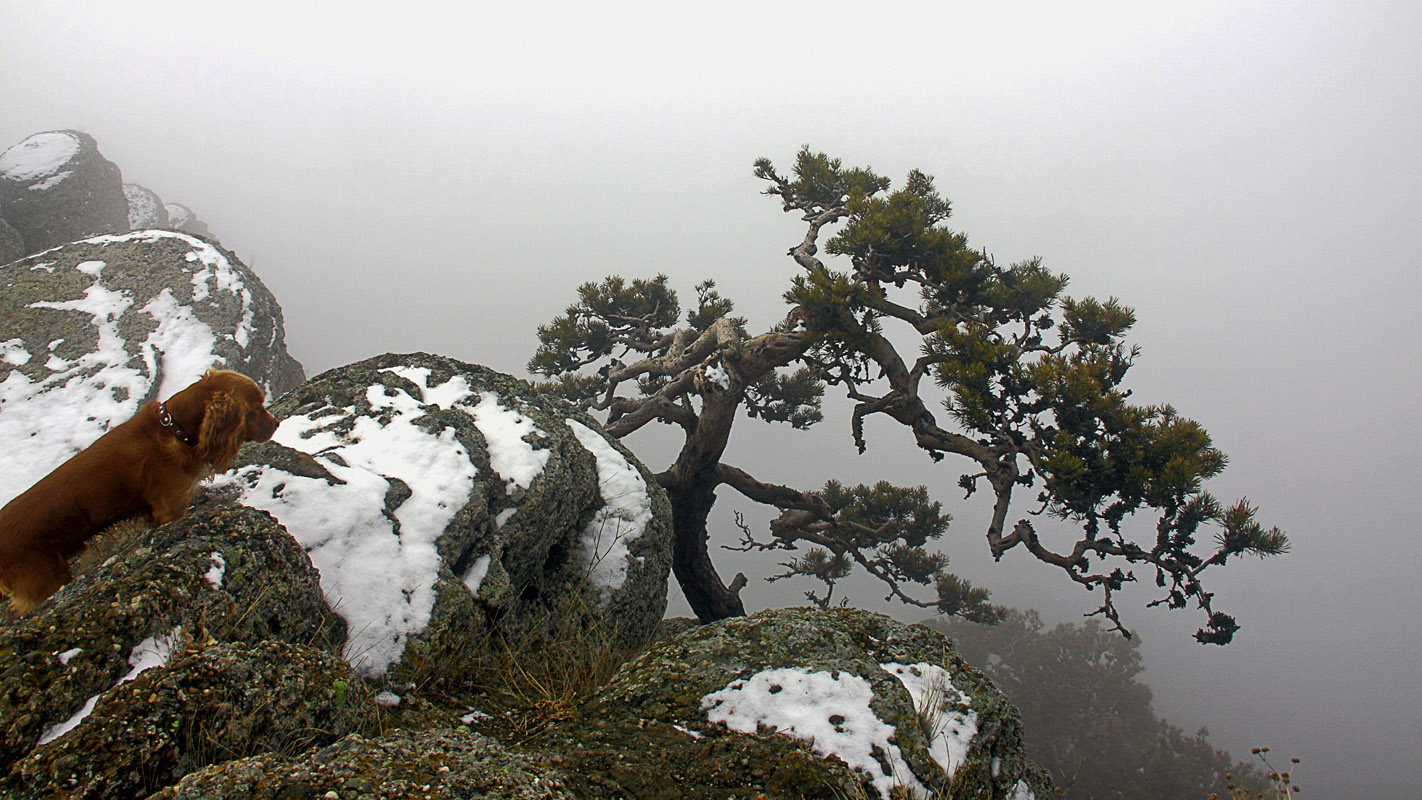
[665,470,747,621]
[660,390,747,622]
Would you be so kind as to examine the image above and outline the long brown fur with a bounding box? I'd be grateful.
[0,369,277,615]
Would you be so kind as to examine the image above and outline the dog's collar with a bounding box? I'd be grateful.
[157,402,198,447]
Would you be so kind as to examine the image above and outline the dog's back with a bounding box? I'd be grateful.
[0,409,162,613]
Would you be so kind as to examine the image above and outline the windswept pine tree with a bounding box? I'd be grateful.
[531,148,1287,643]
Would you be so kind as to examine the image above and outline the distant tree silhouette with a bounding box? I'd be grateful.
[531,147,1287,643]
[929,609,1272,799]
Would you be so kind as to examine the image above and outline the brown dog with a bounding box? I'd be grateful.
[0,369,278,614]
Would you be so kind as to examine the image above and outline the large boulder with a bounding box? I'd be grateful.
[3,639,372,800]
[587,607,1053,799]
[215,352,674,681]
[0,131,129,255]
[123,182,170,230]
[0,503,355,790]
[0,230,305,505]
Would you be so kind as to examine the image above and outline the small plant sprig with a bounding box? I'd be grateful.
[1211,747,1301,800]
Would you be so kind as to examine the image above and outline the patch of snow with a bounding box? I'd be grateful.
[704,361,731,390]
[56,648,82,666]
[467,391,549,491]
[460,709,491,724]
[461,554,492,596]
[217,372,478,678]
[701,667,928,800]
[165,203,195,227]
[29,171,73,192]
[382,367,550,491]
[672,724,704,739]
[881,662,978,779]
[3,261,143,505]
[71,230,255,351]
[1011,779,1035,800]
[495,507,517,527]
[374,691,402,707]
[564,419,653,604]
[38,628,181,746]
[0,339,30,366]
[0,132,79,182]
[138,289,220,400]
[124,185,164,229]
[204,552,227,590]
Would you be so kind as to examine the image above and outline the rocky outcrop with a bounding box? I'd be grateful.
[0,230,305,504]
[577,607,1052,799]
[122,183,169,230]
[4,639,371,800]
[216,353,675,681]
[0,131,129,255]
[164,203,212,239]
[0,501,368,800]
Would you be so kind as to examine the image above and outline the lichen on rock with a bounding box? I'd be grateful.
[593,607,1052,799]
[151,727,576,800]
[0,501,345,774]
[3,640,373,800]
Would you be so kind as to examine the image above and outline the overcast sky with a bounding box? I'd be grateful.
[5,1,1419,796]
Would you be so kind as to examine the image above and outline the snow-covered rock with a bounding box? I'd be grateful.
[123,183,169,230]
[594,607,1053,799]
[0,230,306,506]
[215,352,674,679]
[163,202,212,239]
[0,131,129,255]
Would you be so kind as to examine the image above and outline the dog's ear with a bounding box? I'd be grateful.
[196,390,248,471]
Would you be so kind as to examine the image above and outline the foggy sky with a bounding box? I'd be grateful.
[4,2,1419,796]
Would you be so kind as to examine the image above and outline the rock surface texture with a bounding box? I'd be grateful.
[163,202,213,239]
[0,131,129,255]
[0,502,362,798]
[0,218,23,265]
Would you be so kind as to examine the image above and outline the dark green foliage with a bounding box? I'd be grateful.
[930,609,1272,799]
[744,367,824,429]
[753,148,889,214]
[761,480,1002,623]
[530,274,680,377]
[686,279,745,334]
